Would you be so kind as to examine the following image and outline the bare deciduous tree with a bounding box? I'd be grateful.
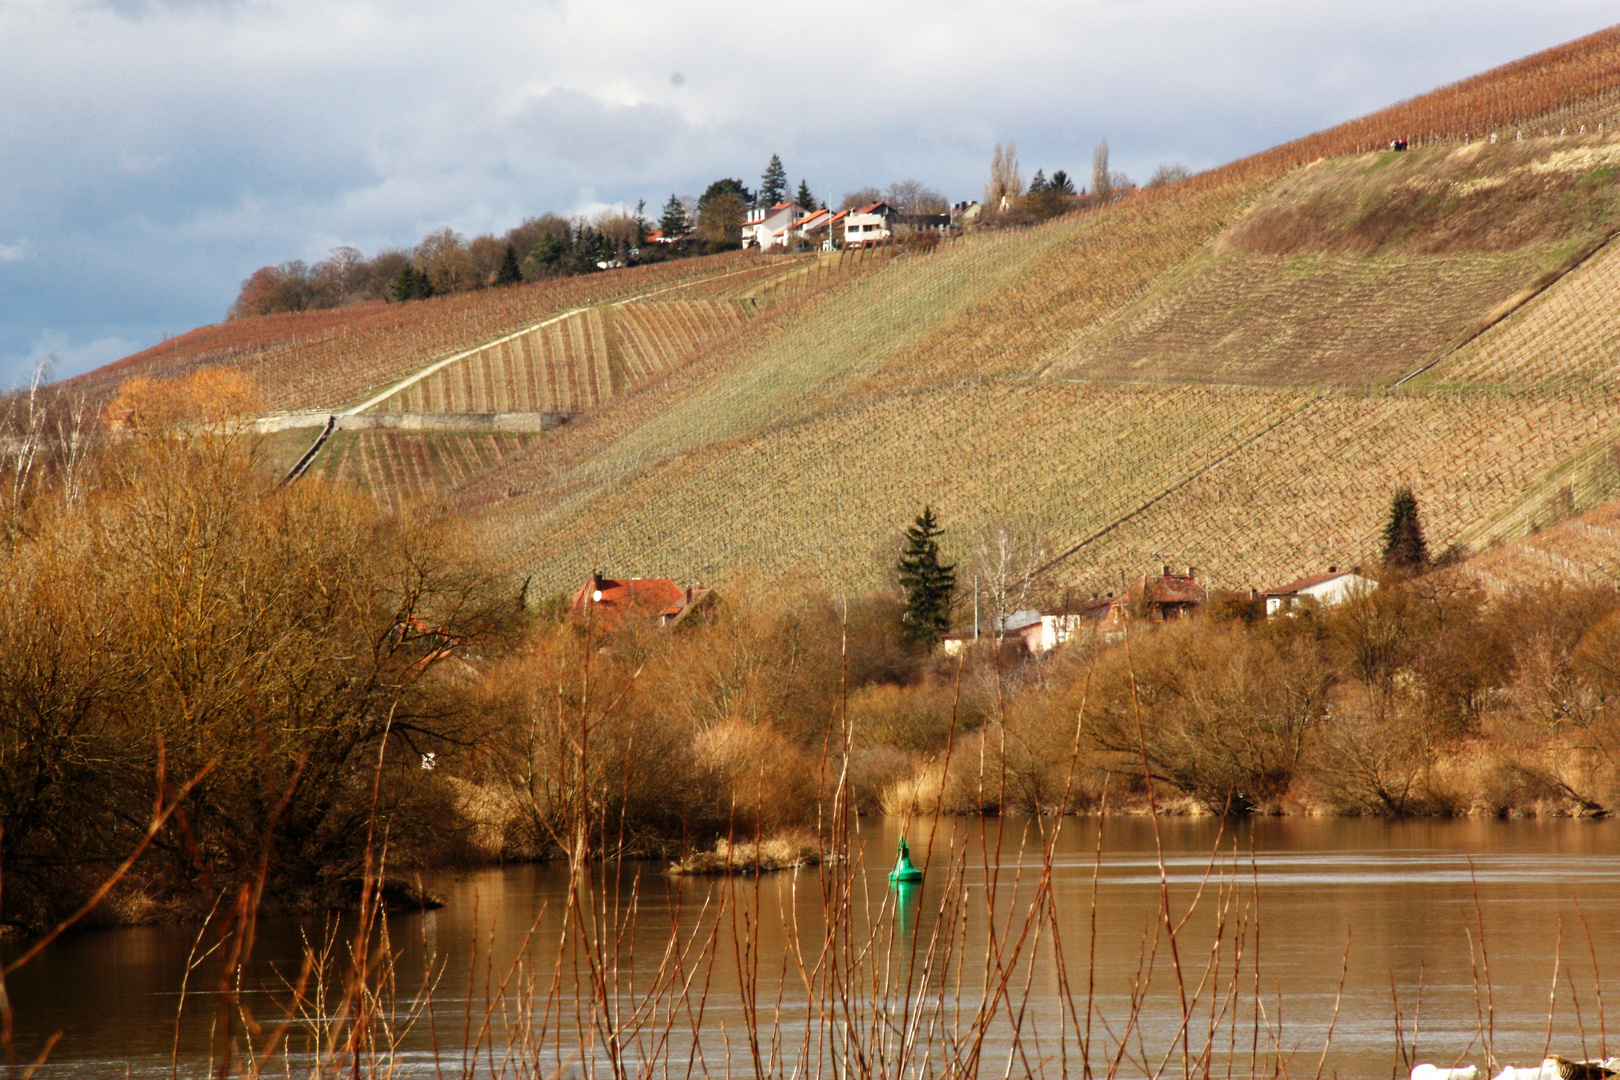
[970,524,1051,641]
[984,141,1023,214]
[1090,139,1110,200]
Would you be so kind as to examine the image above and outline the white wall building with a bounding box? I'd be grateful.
[742,201,801,249]
[843,202,895,247]
[1261,566,1375,615]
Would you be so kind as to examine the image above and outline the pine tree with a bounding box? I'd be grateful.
[1028,169,1048,194]
[1382,486,1429,571]
[390,264,417,302]
[796,179,817,212]
[897,507,956,647]
[391,264,432,302]
[759,154,788,207]
[659,194,689,238]
[495,243,522,286]
[1048,169,1077,196]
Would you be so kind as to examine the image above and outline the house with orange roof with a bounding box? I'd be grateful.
[742,201,802,250]
[792,207,847,249]
[843,202,895,248]
[569,571,713,633]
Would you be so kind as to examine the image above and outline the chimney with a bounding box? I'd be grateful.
[1162,564,1171,577]
[1187,565,1197,578]
[1249,587,1259,600]
[1328,565,1338,574]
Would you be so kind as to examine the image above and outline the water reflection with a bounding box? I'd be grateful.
[3,817,1617,1078]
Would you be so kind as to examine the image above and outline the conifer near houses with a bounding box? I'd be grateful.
[796,179,817,212]
[659,194,689,238]
[495,243,522,285]
[759,154,788,207]
[897,507,956,647]
[1382,485,1429,571]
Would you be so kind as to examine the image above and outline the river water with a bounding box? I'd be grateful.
[5,817,1619,1078]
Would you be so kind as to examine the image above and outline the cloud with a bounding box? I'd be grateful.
[0,0,1615,378]
[1,329,139,389]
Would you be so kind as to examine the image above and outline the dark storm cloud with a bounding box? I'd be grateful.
[1,0,1614,384]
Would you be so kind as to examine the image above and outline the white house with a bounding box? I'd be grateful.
[742,201,801,249]
[843,202,895,247]
[1260,566,1375,615]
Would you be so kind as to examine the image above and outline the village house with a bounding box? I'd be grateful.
[792,207,848,249]
[569,571,712,633]
[1259,565,1374,615]
[843,202,896,247]
[1126,566,1209,620]
[741,201,802,250]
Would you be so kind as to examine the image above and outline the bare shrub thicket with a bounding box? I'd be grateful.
[0,371,513,929]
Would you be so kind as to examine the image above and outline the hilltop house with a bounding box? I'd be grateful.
[1260,566,1374,615]
[843,202,896,248]
[793,207,848,248]
[569,571,712,632]
[742,202,802,250]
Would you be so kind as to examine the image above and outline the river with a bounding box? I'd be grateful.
[5,817,1618,1078]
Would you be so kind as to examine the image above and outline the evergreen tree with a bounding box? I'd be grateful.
[660,193,689,238]
[796,179,817,212]
[1048,169,1077,196]
[390,264,418,302]
[896,507,956,647]
[759,153,788,207]
[495,243,522,285]
[1027,169,1048,194]
[390,264,432,302]
[1382,486,1429,571]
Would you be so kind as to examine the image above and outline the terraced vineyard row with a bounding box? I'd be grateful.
[1463,500,1620,593]
[311,430,543,514]
[1434,236,1620,389]
[614,300,754,383]
[70,251,775,413]
[474,381,1620,601]
[365,298,758,415]
[1053,249,1546,386]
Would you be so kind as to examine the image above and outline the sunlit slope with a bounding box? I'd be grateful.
[1046,136,1620,385]
[1457,498,1620,593]
[70,252,783,413]
[460,21,1620,597]
[360,299,757,416]
[472,378,1620,595]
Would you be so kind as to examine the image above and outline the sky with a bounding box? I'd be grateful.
[1,0,1617,386]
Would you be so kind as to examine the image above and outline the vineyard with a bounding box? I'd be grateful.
[364,299,757,415]
[301,430,544,514]
[1459,498,1620,593]
[68,251,785,413]
[471,378,1620,598]
[1429,233,1620,391]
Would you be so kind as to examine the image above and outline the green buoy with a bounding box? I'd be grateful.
[888,836,922,883]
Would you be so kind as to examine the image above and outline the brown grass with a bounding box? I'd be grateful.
[666,830,824,875]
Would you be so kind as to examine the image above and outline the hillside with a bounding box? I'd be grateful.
[81,25,1620,601]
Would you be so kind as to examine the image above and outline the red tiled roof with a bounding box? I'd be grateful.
[1144,573,1207,605]
[570,574,687,632]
